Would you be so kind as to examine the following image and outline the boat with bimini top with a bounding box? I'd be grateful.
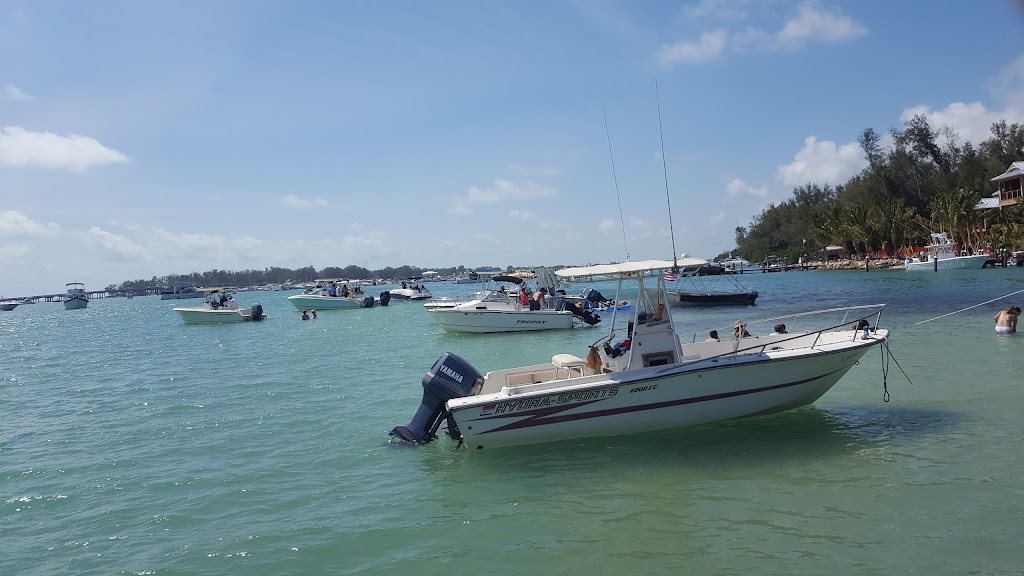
[174,289,266,323]
[287,280,376,310]
[391,259,889,450]
[425,271,601,333]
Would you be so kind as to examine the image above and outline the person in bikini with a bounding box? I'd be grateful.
[994,306,1019,334]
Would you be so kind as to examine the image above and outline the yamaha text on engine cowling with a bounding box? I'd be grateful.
[390,352,482,443]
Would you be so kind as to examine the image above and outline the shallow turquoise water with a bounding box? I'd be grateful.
[2,268,1023,575]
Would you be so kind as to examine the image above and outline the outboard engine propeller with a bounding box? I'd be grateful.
[378,291,391,306]
[250,303,265,321]
[362,296,374,308]
[390,352,483,443]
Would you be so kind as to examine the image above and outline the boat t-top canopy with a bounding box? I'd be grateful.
[556,259,677,278]
[491,274,524,284]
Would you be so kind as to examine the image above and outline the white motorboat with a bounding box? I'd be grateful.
[0,299,20,311]
[391,259,890,450]
[426,274,601,333]
[287,281,376,310]
[390,281,432,300]
[160,280,204,300]
[174,290,267,323]
[64,282,88,310]
[905,233,988,271]
[719,255,757,273]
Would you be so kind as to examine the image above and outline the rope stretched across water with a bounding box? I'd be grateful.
[915,287,1024,325]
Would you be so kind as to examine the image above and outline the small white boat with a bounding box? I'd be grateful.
[160,281,204,300]
[174,290,267,323]
[719,255,757,273]
[64,282,88,310]
[392,259,890,450]
[287,281,374,310]
[905,233,988,271]
[390,281,432,300]
[0,299,20,311]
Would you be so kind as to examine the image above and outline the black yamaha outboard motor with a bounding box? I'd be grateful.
[250,303,265,321]
[362,296,374,308]
[390,352,483,443]
[378,291,391,306]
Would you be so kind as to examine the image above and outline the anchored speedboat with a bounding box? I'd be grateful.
[391,259,890,450]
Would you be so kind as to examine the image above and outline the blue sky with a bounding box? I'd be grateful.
[3,0,1024,295]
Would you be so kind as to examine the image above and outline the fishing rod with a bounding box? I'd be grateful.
[602,107,630,261]
[655,77,679,273]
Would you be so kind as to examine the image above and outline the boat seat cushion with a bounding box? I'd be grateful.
[552,354,586,369]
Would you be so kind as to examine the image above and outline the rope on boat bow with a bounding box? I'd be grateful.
[879,338,913,402]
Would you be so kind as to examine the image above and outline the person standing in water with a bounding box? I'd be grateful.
[994,306,1019,334]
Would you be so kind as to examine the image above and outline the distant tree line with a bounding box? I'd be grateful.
[729,116,1024,263]
[106,264,474,292]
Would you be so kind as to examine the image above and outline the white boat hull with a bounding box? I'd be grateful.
[390,287,433,300]
[904,253,988,271]
[428,308,577,333]
[174,307,253,323]
[287,294,364,310]
[0,301,20,311]
[449,331,885,449]
[64,297,88,310]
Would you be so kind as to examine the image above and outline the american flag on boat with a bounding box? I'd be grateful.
[663,270,678,281]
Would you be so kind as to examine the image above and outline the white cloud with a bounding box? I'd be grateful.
[88,227,151,260]
[0,242,31,263]
[991,55,1024,106]
[508,209,534,220]
[659,3,865,65]
[2,83,32,101]
[683,0,749,19]
[0,126,129,171]
[725,178,768,198]
[150,228,262,255]
[710,210,725,224]
[451,178,556,215]
[777,136,866,187]
[775,3,868,48]
[0,210,60,237]
[899,101,1024,148]
[598,217,618,232]
[893,57,1024,151]
[658,29,727,66]
[280,194,328,208]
